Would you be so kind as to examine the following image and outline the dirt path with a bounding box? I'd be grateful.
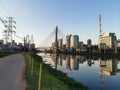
[0,53,25,90]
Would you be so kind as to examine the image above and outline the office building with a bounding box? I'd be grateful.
[116,40,120,47]
[66,34,72,50]
[58,39,63,50]
[98,32,117,49]
[79,41,83,49]
[87,39,92,46]
[71,35,79,48]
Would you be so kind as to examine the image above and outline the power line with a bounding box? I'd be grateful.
[0,9,7,17]
[0,0,10,16]
[13,33,24,41]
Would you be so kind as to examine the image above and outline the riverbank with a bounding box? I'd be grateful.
[24,52,89,90]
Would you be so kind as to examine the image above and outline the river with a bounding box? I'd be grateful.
[38,53,120,90]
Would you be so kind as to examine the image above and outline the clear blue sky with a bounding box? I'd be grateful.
[0,0,120,47]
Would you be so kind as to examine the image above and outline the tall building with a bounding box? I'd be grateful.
[66,34,72,50]
[115,40,120,53]
[116,40,120,47]
[58,39,63,50]
[79,41,84,49]
[98,33,117,49]
[71,35,79,48]
[87,39,92,46]
[51,42,55,49]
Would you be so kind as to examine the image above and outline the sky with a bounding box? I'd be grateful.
[0,0,120,47]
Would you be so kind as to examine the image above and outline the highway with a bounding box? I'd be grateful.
[0,53,25,90]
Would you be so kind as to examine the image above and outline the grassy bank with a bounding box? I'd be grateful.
[24,52,89,90]
[0,50,22,58]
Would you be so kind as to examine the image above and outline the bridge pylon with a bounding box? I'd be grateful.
[54,26,58,53]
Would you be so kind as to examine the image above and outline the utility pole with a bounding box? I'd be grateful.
[26,34,29,49]
[24,37,26,51]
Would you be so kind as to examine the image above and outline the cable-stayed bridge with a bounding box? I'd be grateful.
[37,26,66,51]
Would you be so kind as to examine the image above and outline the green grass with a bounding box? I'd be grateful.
[42,64,88,90]
[24,52,89,90]
[0,50,22,58]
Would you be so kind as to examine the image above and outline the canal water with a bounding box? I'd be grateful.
[38,53,120,90]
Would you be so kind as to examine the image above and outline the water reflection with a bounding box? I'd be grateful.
[58,55,63,66]
[66,55,71,70]
[51,54,59,69]
[39,53,120,90]
[50,54,120,75]
[50,54,96,70]
[99,58,119,76]
[99,58,120,90]
[66,55,79,70]
[87,56,94,66]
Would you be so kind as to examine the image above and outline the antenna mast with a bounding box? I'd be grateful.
[99,14,102,34]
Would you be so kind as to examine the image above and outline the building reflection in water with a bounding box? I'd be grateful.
[66,55,71,71]
[41,53,120,90]
[99,58,118,76]
[51,54,59,69]
[51,54,97,71]
[99,58,120,90]
[66,55,79,70]
[71,56,79,70]
[87,56,94,67]
[79,56,86,63]
[58,54,62,66]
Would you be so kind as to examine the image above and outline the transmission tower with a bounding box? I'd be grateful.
[0,17,8,44]
[2,29,9,44]
[1,17,16,45]
[7,17,16,45]
[8,17,16,45]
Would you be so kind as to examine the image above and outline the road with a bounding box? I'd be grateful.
[0,53,25,90]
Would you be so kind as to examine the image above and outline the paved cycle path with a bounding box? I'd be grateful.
[0,53,25,90]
